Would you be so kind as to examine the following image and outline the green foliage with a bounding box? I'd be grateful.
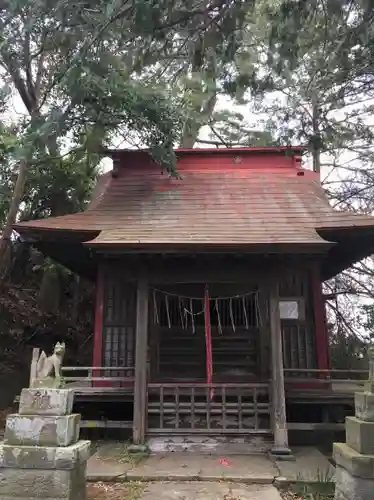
[0,124,19,226]
[0,0,205,181]
[22,154,98,219]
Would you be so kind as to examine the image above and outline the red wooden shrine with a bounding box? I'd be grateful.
[15,147,374,450]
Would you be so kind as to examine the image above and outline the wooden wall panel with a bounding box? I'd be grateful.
[279,270,317,371]
[98,256,320,377]
[102,266,136,380]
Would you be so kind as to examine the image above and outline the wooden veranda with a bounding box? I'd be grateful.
[27,350,368,434]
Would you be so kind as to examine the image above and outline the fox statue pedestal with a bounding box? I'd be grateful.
[0,388,90,499]
[334,346,374,500]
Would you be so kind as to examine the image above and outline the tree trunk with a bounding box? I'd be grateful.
[0,158,29,279]
[311,95,321,174]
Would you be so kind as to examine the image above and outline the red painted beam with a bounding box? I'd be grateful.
[93,264,104,385]
[311,263,330,371]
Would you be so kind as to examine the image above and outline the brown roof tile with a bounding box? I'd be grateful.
[13,148,374,247]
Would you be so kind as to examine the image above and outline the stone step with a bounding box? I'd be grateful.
[147,435,273,454]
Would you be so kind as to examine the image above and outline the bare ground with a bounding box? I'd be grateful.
[87,482,334,500]
[87,482,144,500]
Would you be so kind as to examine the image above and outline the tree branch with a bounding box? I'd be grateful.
[23,24,37,109]
[6,62,34,114]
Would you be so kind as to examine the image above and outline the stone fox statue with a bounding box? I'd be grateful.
[36,341,66,379]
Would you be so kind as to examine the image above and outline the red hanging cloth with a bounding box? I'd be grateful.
[204,285,214,400]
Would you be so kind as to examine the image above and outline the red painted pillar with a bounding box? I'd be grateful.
[93,264,104,384]
[311,262,330,370]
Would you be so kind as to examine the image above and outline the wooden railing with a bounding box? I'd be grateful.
[284,368,367,381]
[62,366,134,387]
[147,383,271,434]
[284,368,368,396]
[28,348,134,388]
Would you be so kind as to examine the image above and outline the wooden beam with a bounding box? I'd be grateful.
[287,422,345,431]
[95,256,311,284]
[133,276,149,445]
[93,264,105,387]
[269,291,292,456]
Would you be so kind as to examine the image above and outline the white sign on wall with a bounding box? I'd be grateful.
[279,299,304,320]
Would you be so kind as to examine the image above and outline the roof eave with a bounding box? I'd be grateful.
[14,224,97,235]
[83,241,334,254]
[102,145,308,158]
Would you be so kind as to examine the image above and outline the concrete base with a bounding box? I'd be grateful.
[147,435,272,454]
[125,453,278,483]
[0,464,87,499]
[4,413,80,447]
[140,481,282,500]
[0,440,90,499]
[335,465,374,500]
[346,417,374,455]
[0,440,91,470]
[333,442,374,479]
[87,444,334,485]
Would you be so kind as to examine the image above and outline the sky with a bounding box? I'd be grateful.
[4,73,371,186]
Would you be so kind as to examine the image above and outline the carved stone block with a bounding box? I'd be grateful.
[19,389,74,416]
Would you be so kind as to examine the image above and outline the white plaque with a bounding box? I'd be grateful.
[279,300,299,319]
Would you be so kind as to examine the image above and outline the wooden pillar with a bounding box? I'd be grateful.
[133,276,149,445]
[258,289,270,380]
[269,290,292,456]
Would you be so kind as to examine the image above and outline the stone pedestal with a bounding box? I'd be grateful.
[0,388,90,500]
[334,391,374,500]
